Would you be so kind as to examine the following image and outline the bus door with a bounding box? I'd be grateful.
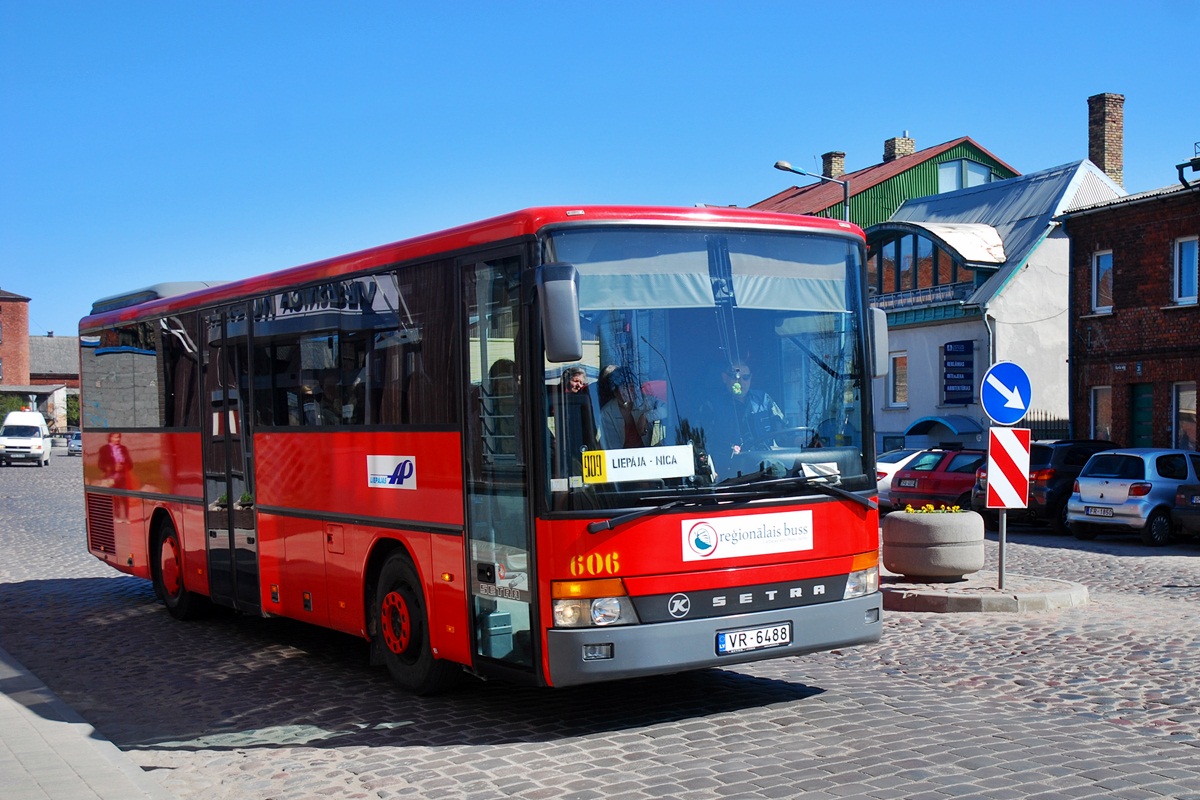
[463,254,535,671]
[201,304,260,612]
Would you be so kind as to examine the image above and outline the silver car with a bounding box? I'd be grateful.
[1068,448,1200,546]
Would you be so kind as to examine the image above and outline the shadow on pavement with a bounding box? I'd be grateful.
[0,576,824,751]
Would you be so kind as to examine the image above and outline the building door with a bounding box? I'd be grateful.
[462,253,534,671]
[200,304,260,612]
[1130,383,1154,447]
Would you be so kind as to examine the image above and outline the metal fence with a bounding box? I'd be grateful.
[1024,409,1070,441]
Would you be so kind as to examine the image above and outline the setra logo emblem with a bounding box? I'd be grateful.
[667,593,691,618]
[686,522,719,558]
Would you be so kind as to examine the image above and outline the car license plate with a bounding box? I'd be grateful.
[1085,506,1114,517]
[898,478,917,488]
[716,622,792,655]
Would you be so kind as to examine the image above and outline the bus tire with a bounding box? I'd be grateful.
[153,519,209,621]
[375,552,460,695]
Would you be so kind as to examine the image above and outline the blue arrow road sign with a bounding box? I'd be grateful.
[980,361,1031,426]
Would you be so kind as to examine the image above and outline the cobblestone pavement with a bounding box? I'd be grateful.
[2,456,1199,799]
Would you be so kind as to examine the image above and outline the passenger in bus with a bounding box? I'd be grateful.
[548,365,599,477]
[562,365,588,396]
[558,366,599,447]
[598,365,666,448]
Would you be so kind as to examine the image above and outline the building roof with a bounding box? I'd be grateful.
[28,335,79,376]
[871,160,1126,308]
[0,289,32,302]
[1055,183,1195,220]
[752,136,1019,216]
[0,384,65,394]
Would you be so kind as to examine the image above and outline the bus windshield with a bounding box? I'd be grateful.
[541,225,872,510]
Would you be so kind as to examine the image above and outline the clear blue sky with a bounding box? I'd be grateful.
[3,1,1198,337]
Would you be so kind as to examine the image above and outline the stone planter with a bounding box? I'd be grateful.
[882,511,985,581]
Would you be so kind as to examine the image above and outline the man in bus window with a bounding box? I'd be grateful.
[558,366,599,449]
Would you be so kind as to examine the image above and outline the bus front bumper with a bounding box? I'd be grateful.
[545,593,882,687]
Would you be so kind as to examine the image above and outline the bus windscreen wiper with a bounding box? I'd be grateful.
[750,475,878,511]
[587,499,689,534]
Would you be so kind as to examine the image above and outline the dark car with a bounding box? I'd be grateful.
[971,439,1118,532]
[1171,484,1200,539]
[889,448,986,511]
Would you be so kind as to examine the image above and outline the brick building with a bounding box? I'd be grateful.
[1058,183,1200,448]
[0,289,77,430]
[0,289,32,385]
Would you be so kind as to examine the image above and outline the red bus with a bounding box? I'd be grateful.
[79,206,888,694]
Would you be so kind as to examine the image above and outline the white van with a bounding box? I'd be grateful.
[0,411,51,467]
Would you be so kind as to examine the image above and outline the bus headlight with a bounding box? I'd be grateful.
[843,566,879,599]
[552,596,639,627]
[551,579,640,627]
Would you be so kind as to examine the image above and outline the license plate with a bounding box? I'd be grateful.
[716,622,792,655]
[1085,506,1114,517]
[898,478,917,488]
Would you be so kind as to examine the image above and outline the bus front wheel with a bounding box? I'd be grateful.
[374,552,460,695]
[153,520,209,620]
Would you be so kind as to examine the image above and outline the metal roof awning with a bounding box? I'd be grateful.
[868,222,1006,268]
[905,415,983,436]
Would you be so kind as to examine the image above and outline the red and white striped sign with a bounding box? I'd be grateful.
[986,427,1031,509]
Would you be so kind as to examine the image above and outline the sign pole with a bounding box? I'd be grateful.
[998,509,1006,590]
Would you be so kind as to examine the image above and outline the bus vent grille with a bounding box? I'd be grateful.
[86,494,116,554]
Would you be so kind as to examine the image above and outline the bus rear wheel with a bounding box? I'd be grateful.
[375,552,460,695]
[153,520,209,620]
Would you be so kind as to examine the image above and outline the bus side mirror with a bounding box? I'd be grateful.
[536,262,583,363]
[870,307,888,379]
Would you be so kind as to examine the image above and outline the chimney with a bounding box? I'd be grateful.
[821,151,846,180]
[1088,92,1124,187]
[883,132,915,162]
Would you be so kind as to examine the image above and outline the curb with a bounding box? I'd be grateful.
[0,643,176,800]
[880,570,1089,613]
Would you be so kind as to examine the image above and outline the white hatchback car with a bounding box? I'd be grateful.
[875,448,924,511]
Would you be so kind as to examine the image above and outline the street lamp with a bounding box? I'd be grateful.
[774,160,851,223]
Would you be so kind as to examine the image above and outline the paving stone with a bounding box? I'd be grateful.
[4,463,1200,798]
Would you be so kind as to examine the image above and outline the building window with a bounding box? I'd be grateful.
[1174,236,1198,305]
[868,232,962,297]
[890,352,908,407]
[937,159,994,193]
[1174,381,1196,450]
[1091,386,1112,440]
[1092,250,1113,313]
[898,235,914,291]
